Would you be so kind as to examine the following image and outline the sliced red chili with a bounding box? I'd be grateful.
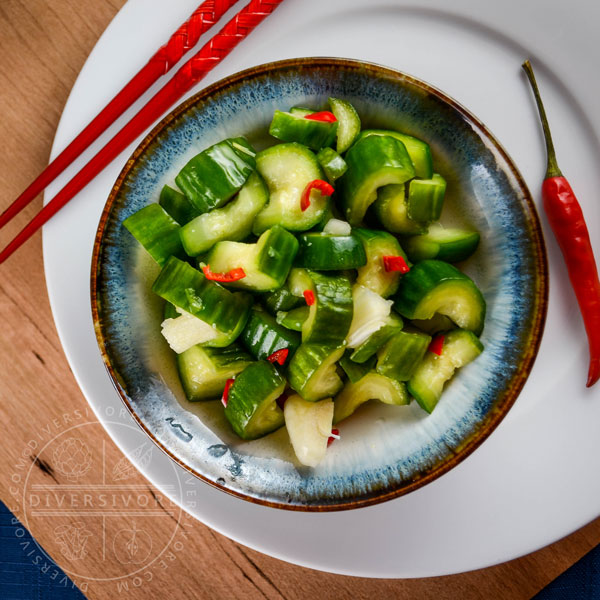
[382,255,410,274]
[304,111,337,123]
[300,179,334,212]
[327,428,340,447]
[221,378,235,407]
[428,334,445,356]
[202,264,246,282]
[276,391,288,411]
[303,289,315,306]
[267,348,289,366]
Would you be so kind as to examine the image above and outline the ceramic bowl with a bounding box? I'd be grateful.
[91,58,547,511]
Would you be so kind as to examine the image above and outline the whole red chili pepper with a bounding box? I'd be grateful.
[523,60,600,387]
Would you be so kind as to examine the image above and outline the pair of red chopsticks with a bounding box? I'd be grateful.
[0,0,285,264]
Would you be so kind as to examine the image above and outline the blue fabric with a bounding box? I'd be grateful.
[0,501,86,600]
[533,545,600,600]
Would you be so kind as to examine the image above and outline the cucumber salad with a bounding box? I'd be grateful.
[124,98,486,468]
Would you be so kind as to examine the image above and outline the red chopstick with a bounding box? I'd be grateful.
[0,0,238,231]
[0,0,284,264]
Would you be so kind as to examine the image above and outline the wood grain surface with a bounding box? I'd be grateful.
[1,1,600,598]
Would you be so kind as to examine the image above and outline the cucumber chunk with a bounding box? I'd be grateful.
[402,224,481,263]
[269,110,338,150]
[240,306,300,364]
[288,269,354,345]
[276,306,309,331]
[393,260,486,336]
[175,137,256,213]
[346,285,393,348]
[349,312,404,363]
[356,129,434,179]
[374,184,427,235]
[263,282,303,313]
[410,313,456,335]
[333,372,409,424]
[224,361,286,440]
[253,143,328,234]
[328,97,361,153]
[317,147,348,182]
[294,232,367,270]
[159,185,199,224]
[177,343,252,401]
[407,174,446,224]
[339,351,376,383]
[287,343,345,402]
[341,135,416,226]
[205,225,299,291]
[284,394,334,467]
[179,172,268,256]
[152,257,252,347]
[123,204,185,266]
[408,329,483,413]
[354,228,409,298]
[376,329,432,381]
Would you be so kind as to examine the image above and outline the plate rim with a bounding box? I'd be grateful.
[90,56,549,512]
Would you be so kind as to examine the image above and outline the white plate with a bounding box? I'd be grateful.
[43,0,600,578]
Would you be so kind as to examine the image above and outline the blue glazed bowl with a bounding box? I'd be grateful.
[92,58,547,511]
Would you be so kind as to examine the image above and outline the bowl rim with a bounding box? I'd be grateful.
[91,56,548,512]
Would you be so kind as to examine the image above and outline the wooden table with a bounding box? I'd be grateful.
[1,1,599,598]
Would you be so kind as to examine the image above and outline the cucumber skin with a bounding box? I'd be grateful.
[341,135,416,226]
[374,183,427,235]
[175,138,256,213]
[225,361,286,440]
[276,306,309,331]
[353,228,409,298]
[376,330,432,382]
[269,110,338,151]
[263,284,303,313]
[407,174,446,224]
[302,270,354,346]
[159,185,200,225]
[123,204,185,266]
[392,260,486,336]
[177,343,252,401]
[256,226,300,288]
[287,343,345,401]
[152,257,252,347]
[328,97,361,153]
[240,307,300,364]
[408,329,483,413]
[317,147,348,182]
[294,233,367,270]
[402,229,481,263]
[339,351,376,383]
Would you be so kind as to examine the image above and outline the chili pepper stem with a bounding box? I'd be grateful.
[522,60,562,179]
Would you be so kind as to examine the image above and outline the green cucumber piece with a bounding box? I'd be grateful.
[205,225,299,291]
[333,372,409,424]
[341,135,416,226]
[402,224,481,263]
[159,185,199,224]
[376,329,431,381]
[284,394,334,467]
[407,174,446,224]
[240,307,300,364]
[374,184,427,235]
[354,228,409,298]
[224,361,286,440]
[175,137,256,213]
[316,147,348,182]
[177,343,253,401]
[346,284,393,349]
[294,232,367,270]
[253,143,328,234]
[328,97,361,153]
[408,329,483,413]
[357,129,434,179]
[411,313,456,335]
[179,172,268,256]
[349,312,404,363]
[152,256,251,347]
[269,110,338,150]
[276,306,309,331]
[339,351,376,383]
[263,283,303,313]
[289,107,314,117]
[287,343,346,402]
[288,269,354,345]
[123,204,185,266]
[393,260,486,336]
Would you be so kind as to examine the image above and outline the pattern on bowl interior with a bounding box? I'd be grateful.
[91,58,547,511]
